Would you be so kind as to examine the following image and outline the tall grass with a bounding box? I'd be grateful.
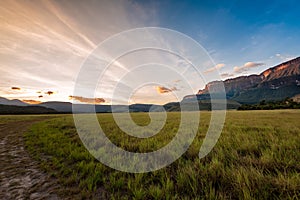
[24,110,300,199]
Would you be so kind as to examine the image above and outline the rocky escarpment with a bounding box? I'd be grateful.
[197,75,263,98]
[185,57,300,104]
[261,57,300,81]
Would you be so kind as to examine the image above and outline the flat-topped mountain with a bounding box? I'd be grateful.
[1,57,299,113]
[185,57,300,104]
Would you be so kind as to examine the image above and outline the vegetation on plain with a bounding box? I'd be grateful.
[24,110,300,199]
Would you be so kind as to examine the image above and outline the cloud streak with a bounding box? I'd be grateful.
[69,96,105,104]
[221,73,234,78]
[233,62,265,73]
[0,0,156,103]
[204,63,225,73]
[11,87,21,90]
[22,99,42,104]
[156,86,178,94]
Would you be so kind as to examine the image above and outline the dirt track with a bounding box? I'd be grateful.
[0,119,61,200]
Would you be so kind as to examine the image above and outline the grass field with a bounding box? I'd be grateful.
[23,110,300,199]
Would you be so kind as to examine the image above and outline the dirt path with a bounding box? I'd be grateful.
[0,118,62,200]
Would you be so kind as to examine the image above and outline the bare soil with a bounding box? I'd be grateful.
[0,119,61,200]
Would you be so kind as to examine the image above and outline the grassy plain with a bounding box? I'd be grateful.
[23,110,300,199]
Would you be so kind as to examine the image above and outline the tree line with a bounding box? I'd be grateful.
[238,98,300,110]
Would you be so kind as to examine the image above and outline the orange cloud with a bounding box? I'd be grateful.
[22,100,42,104]
[156,86,178,94]
[69,96,105,104]
[11,87,21,90]
[45,91,54,95]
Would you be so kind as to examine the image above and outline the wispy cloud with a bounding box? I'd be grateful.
[174,79,181,83]
[22,99,42,104]
[221,73,234,78]
[0,0,157,103]
[69,95,105,104]
[204,63,225,73]
[274,53,296,62]
[233,62,265,73]
[156,86,178,94]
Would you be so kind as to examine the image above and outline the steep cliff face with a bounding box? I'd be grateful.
[257,57,300,90]
[261,57,300,81]
[198,75,263,98]
[186,57,300,104]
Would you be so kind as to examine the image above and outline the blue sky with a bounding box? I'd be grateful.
[147,0,299,69]
[0,0,299,104]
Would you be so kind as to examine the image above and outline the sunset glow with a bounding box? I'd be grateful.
[1,0,299,104]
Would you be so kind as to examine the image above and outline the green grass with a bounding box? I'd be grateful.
[0,115,40,124]
[24,110,300,199]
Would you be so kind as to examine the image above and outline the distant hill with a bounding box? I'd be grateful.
[39,101,73,113]
[0,97,28,106]
[184,57,300,104]
[0,104,57,114]
[2,56,300,114]
[0,96,237,113]
[38,102,163,113]
[164,99,241,111]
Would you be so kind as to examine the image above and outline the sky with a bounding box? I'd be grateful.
[0,0,299,105]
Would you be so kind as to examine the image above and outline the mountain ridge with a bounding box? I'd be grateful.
[0,96,240,113]
[0,97,29,107]
[1,57,299,112]
[189,56,300,104]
